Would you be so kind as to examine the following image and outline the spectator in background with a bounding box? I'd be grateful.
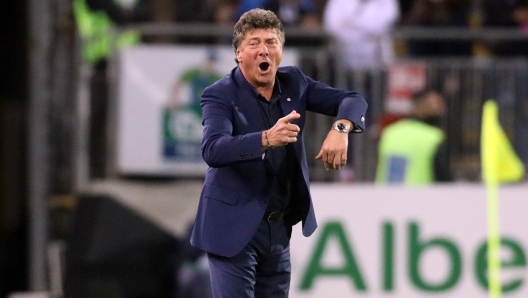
[263,0,320,27]
[323,0,399,182]
[75,0,144,177]
[214,0,239,25]
[264,0,321,46]
[483,0,528,57]
[233,0,268,21]
[175,0,214,22]
[323,0,400,71]
[85,0,149,24]
[376,89,453,185]
[232,0,319,28]
[398,0,415,19]
[400,0,473,57]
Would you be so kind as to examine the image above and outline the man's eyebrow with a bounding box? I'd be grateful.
[265,37,279,42]
[245,36,278,43]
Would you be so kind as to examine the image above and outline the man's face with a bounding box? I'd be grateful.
[236,28,283,89]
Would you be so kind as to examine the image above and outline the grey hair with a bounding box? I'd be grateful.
[232,8,285,64]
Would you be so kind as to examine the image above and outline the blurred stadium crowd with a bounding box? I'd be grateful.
[84,0,528,56]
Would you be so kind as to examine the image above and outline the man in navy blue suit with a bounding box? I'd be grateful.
[190,8,368,297]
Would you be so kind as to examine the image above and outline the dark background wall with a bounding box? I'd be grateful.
[0,0,29,296]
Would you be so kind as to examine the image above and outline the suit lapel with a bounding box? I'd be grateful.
[234,89,267,130]
[279,83,299,123]
[280,85,304,156]
[230,68,267,131]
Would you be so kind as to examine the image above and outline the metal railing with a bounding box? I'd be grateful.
[334,58,528,182]
[126,23,528,42]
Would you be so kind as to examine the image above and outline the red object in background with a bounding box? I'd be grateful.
[379,113,406,131]
[386,62,426,114]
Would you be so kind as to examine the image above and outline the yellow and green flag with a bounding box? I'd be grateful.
[480,100,525,298]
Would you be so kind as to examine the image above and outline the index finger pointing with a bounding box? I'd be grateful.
[281,110,301,123]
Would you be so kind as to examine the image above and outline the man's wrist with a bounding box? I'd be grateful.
[264,130,273,148]
[331,120,352,134]
[262,130,273,152]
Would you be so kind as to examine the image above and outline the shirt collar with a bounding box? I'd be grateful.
[234,67,282,99]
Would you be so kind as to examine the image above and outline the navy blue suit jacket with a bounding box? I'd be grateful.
[190,66,367,257]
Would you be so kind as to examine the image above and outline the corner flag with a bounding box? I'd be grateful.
[480,100,525,298]
[481,100,524,185]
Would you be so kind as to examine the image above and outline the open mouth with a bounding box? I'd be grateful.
[259,62,270,72]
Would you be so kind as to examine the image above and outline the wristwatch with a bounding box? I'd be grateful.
[332,122,351,134]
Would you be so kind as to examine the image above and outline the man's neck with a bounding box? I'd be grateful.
[256,86,274,101]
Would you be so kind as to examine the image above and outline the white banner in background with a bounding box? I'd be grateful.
[290,184,528,298]
[117,45,299,176]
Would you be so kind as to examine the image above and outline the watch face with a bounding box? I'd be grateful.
[337,123,346,131]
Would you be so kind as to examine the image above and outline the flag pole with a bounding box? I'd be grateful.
[482,100,525,297]
[487,181,501,298]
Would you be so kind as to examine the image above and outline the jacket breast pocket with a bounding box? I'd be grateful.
[203,183,239,206]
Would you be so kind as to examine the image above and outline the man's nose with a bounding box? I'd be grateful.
[258,44,269,55]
